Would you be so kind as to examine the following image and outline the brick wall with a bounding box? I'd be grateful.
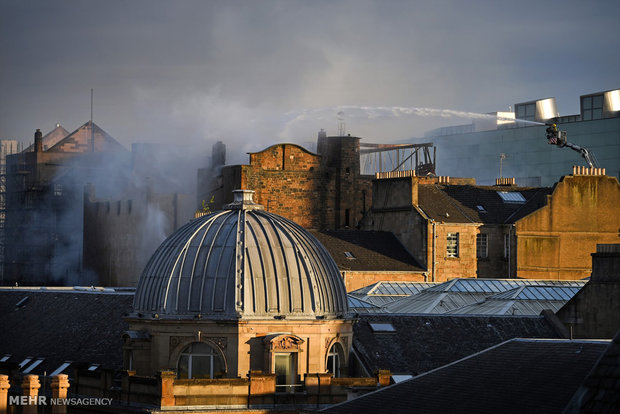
[214,140,372,230]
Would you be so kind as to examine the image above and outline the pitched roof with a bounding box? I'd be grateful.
[0,288,133,376]
[417,184,552,224]
[327,338,609,414]
[349,281,438,306]
[564,329,620,413]
[47,121,127,153]
[310,230,425,272]
[352,314,560,376]
[384,278,585,314]
[23,124,70,152]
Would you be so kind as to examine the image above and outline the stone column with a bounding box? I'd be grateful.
[21,375,40,414]
[51,374,70,414]
[159,371,176,407]
[0,375,10,414]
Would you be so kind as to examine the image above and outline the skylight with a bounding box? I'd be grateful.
[49,362,71,377]
[88,364,100,371]
[0,355,11,363]
[22,358,44,374]
[476,205,487,212]
[369,322,396,332]
[344,251,356,259]
[392,374,413,383]
[18,357,33,369]
[497,191,526,203]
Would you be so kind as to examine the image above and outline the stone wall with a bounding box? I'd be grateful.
[516,175,620,280]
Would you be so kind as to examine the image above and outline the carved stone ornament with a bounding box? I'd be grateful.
[169,336,190,350]
[272,335,304,351]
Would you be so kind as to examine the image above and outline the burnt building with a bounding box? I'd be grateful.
[209,134,374,230]
[3,122,130,286]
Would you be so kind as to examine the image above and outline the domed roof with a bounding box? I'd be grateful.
[133,190,348,320]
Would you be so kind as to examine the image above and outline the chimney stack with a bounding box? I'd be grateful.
[34,129,43,153]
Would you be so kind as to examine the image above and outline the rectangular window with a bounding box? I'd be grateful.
[504,234,510,258]
[447,233,459,258]
[581,94,604,121]
[476,234,488,258]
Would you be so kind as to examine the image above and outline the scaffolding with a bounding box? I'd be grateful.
[0,140,21,283]
[360,142,436,176]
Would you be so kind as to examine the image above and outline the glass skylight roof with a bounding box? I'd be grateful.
[489,286,582,301]
[426,278,586,294]
[22,358,44,374]
[369,322,396,332]
[49,362,71,377]
[497,191,526,203]
[366,281,435,296]
[348,295,380,309]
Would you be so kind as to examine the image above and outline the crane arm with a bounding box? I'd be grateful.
[545,123,600,169]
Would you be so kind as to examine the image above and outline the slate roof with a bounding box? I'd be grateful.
[417,184,552,224]
[352,314,561,376]
[564,329,620,413]
[310,230,425,272]
[327,338,609,414]
[0,288,133,377]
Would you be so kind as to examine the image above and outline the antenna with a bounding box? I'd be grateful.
[337,111,346,136]
[90,88,94,152]
[499,153,507,178]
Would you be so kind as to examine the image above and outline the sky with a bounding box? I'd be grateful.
[1,0,619,164]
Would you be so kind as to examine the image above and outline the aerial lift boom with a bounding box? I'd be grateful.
[545,123,600,168]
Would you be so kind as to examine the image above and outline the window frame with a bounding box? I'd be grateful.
[476,233,488,258]
[446,232,459,258]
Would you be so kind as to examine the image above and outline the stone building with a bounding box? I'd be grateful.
[126,190,352,385]
[515,170,620,280]
[3,122,130,286]
[363,169,620,281]
[556,244,620,339]
[210,134,373,230]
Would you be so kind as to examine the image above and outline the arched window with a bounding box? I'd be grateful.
[326,343,344,378]
[177,342,224,379]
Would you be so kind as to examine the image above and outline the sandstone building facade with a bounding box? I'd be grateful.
[363,169,620,281]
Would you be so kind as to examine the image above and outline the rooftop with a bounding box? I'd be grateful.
[352,313,561,376]
[327,338,609,414]
[310,230,425,272]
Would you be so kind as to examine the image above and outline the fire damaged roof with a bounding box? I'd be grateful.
[417,184,552,224]
[23,124,70,152]
[47,121,127,153]
[310,230,425,272]
[326,338,609,414]
[352,314,562,376]
[0,288,133,377]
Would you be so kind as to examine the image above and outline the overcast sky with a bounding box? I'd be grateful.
[1,0,618,162]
